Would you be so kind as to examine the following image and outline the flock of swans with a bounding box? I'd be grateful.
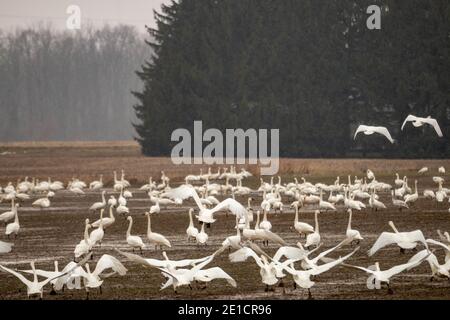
[354,114,443,143]
[0,164,450,299]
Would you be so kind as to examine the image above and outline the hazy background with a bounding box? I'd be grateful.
[0,0,168,32]
[0,0,167,142]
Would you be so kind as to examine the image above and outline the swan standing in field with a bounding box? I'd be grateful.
[118,189,127,207]
[150,199,160,214]
[0,201,18,224]
[368,221,428,256]
[89,209,104,247]
[254,211,286,247]
[89,191,106,211]
[344,209,363,245]
[186,208,199,242]
[292,202,314,238]
[32,193,51,209]
[426,238,450,263]
[107,195,117,207]
[91,205,115,229]
[423,189,435,199]
[195,222,209,246]
[126,216,145,254]
[89,175,103,190]
[318,189,336,211]
[145,212,171,250]
[354,125,394,143]
[5,209,20,238]
[369,190,386,211]
[404,180,418,205]
[259,210,272,231]
[74,219,92,260]
[401,115,443,137]
[391,191,409,210]
[439,166,446,174]
[305,211,321,249]
[418,167,428,174]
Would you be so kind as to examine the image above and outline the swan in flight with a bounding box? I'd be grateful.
[162,184,247,224]
[426,237,450,262]
[126,216,145,254]
[145,212,171,250]
[344,256,428,294]
[67,254,127,299]
[0,254,92,299]
[408,249,450,281]
[401,115,443,137]
[368,221,428,256]
[354,125,394,143]
[283,247,359,298]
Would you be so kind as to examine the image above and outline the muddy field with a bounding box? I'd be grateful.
[0,142,449,300]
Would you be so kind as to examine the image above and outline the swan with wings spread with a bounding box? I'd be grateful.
[162,185,248,224]
[401,115,443,137]
[354,125,394,144]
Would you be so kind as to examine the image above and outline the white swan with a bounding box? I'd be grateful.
[89,175,103,190]
[368,221,428,256]
[74,219,92,260]
[32,195,50,209]
[401,115,443,137]
[162,184,247,224]
[391,191,409,210]
[418,167,428,174]
[0,201,18,224]
[5,208,19,238]
[91,205,115,229]
[126,216,145,254]
[145,212,171,250]
[354,125,394,143]
[186,208,199,242]
[89,191,106,211]
[408,249,450,280]
[89,209,104,246]
[259,210,272,231]
[292,202,314,238]
[344,209,363,245]
[305,210,320,249]
[222,217,242,250]
[404,180,418,205]
[195,223,208,246]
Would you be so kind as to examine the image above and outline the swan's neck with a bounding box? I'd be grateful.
[255,212,261,229]
[314,212,319,233]
[147,215,152,234]
[101,192,105,203]
[31,264,37,283]
[188,210,193,226]
[294,206,299,223]
[84,223,89,242]
[99,211,104,229]
[389,222,399,233]
[263,210,268,222]
[127,218,132,237]
[347,211,352,230]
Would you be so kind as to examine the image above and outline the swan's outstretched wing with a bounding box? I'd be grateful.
[93,254,127,277]
[260,230,287,246]
[310,239,346,263]
[170,256,211,268]
[384,255,428,279]
[368,232,398,256]
[401,115,417,130]
[210,198,248,219]
[0,264,33,287]
[272,246,308,262]
[423,117,443,137]
[426,239,450,252]
[229,247,265,269]
[353,125,368,140]
[373,127,394,143]
[115,248,160,267]
[406,249,431,270]
[406,230,428,249]
[161,185,203,210]
[0,241,13,253]
[309,247,359,276]
[194,267,237,287]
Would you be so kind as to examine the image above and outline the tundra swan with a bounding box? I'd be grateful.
[305,211,321,249]
[401,115,443,137]
[186,208,199,242]
[89,191,106,211]
[292,202,314,238]
[91,205,115,229]
[354,125,394,143]
[145,212,171,249]
[126,216,145,254]
[344,209,363,245]
[89,209,104,246]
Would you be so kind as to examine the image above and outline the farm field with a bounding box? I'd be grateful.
[0,141,449,300]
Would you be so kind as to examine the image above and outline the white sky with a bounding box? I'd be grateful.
[0,0,170,33]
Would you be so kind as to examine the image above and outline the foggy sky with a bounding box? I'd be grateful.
[0,0,169,33]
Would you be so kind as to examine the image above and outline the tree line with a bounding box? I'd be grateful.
[134,0,450,158]
[0,24,149,141]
